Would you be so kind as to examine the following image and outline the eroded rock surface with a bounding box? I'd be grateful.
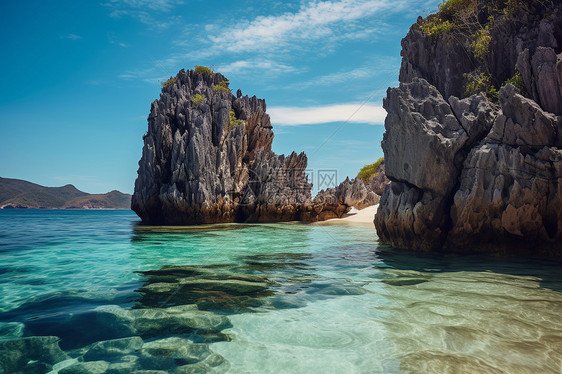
[375,0,562,256]
[132,69,311,225]
[132,69,387,224]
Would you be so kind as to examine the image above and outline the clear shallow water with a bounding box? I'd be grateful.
[0,210,561,373]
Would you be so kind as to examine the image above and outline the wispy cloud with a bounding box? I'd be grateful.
[216,59,296,75]
[287,57,400,90]
[269,103,386,126]
[104,0,183,28]
[105,0,183,12]
[62,34,82,40]
[193,0,400,58]
[119,66,169,85]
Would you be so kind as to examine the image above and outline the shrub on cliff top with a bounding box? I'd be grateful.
[420,18,455,36]
[357,158,384,183]
[194,65,214,75]
[439,0,475,18]
[191,93,206,106]
[161,77,176,87]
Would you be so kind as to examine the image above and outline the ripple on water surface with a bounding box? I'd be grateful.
[0,210,561,373]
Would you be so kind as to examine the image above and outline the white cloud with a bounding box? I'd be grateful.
[63,34,82,40]
[216,60,296,75]
[105,0,182,12]
[104,0,183,28]
[268,103,386,126]
[193,0,401,57]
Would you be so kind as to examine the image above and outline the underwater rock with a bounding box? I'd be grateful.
[138,337,225,372]
[105,355,142,374]
[136,266,274,313]
[132,305,232,338]
[305,283,367,296]
[0,322,24,342]
[141,338,212,366]
[83,336,143,361]
[59,360,110,374]
[175,362,213,374]
[0,336,68,374]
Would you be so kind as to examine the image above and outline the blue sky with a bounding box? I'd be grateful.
[0,0,440,194]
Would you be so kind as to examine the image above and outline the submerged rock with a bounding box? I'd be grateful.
[59,360,110,374]
[0,336,68,374]
[138,337,226,372]
[83,336,143,361]
[132,305,232,338]
[136,265,273,313]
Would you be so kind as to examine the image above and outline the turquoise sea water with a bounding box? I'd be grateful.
[1,209,562,373]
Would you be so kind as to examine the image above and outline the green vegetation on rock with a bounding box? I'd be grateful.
[419,0,530,83]
[463,72,498,101]
[470,27,491,61]
[194,65,214,75]
[228,110,241,130]
[213,80,232,94]
[161,77,176,87]
[503,67,526,93]
[191,94,206,106]
[357,158,384,183]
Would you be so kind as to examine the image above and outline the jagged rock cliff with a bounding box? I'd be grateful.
[132,69,311,224]
[132,69,385,224]
[375,0,562,256]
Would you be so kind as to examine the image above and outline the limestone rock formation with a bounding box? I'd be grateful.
[132,68,387,225]
[366,161,390,196]
[132,69,311,225]
[375,0,562,256]
[311,177,381,221]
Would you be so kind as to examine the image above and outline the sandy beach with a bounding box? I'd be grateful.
[317,204,378,225]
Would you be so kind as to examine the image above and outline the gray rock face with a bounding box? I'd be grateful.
[132,69,311,225]
[399,20,475,99]
[310,177,382,221]
[367,162,390,195]
[375,79,496,249]
[517,47,562,116]
[400,3,562,99]
[382,79,475,196]
[376,1,562,256]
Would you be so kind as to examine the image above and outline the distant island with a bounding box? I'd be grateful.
[0,177,131,209]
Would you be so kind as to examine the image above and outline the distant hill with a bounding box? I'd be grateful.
[0,177,131,209]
